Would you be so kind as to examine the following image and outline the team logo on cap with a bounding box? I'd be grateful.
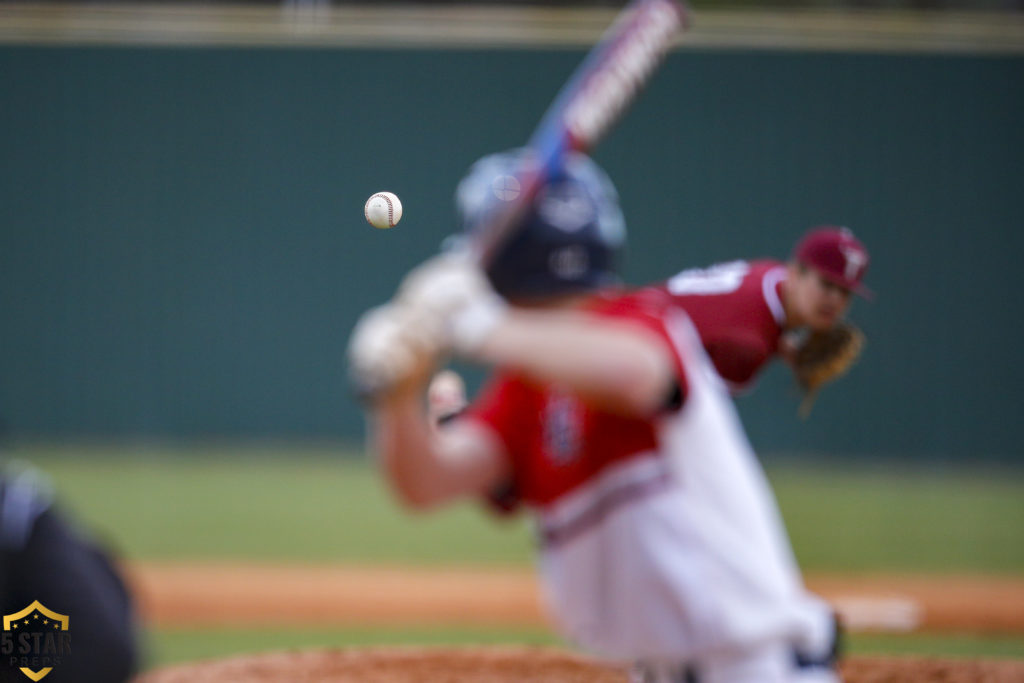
[537,184,595,233]
[839,244,867,282]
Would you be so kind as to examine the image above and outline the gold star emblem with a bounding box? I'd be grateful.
[43,620,49,625]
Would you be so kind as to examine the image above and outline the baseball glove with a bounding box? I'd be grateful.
[792,322,865,417]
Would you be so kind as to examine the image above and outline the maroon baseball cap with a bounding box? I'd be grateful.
[793,226,873,299]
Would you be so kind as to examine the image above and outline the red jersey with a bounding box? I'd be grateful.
[458,283,836,665]
[656,259,788,392]
[465,289,686,510]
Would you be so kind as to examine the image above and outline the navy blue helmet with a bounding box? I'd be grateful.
[454,149,626,301]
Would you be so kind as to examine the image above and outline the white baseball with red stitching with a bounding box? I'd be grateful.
[364,191,403,229]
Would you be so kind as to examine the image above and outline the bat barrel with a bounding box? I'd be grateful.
[469,0,689,269]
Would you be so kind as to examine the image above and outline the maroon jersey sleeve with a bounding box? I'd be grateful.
[704,330,775,388]
[657,259,786,390]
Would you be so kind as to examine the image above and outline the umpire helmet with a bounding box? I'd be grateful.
[454,149,626,301]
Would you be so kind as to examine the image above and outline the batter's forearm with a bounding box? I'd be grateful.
[472,310,675,416]
[373,389,444,509]
[372,387,507,510]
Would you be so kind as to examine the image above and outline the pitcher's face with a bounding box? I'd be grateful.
[788,265,852,331]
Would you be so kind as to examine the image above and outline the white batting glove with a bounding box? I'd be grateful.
[347,304,443,401]
[396,252,507,354]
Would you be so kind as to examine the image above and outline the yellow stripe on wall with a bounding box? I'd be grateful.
[0,4,1021,54]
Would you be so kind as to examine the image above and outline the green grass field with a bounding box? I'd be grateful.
[8,444,1024,669]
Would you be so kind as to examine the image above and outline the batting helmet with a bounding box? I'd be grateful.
[454,149,626,301]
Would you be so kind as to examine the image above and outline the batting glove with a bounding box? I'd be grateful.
[347,303,444,401]
[396,252,507,354]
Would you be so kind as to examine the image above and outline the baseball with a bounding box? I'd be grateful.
[364,192,403,229]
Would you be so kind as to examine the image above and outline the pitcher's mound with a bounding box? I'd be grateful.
[136,646,1024,682]
[841,655,1024,682]
[135,646,628,682]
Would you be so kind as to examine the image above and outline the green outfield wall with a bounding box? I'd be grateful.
[0,44,1021,459]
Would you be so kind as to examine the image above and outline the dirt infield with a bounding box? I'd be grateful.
[126,562,1024,633]
[129,563,1024,682]
[130,565,1024,683]
[136,647,1024,683]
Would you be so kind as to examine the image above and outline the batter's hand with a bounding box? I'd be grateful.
[396,252,507,354]
[347,303,443,402]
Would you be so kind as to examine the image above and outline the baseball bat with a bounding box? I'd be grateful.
[469,0,690,267]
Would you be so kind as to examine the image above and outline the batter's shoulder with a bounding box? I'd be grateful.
[588,287,676,321]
